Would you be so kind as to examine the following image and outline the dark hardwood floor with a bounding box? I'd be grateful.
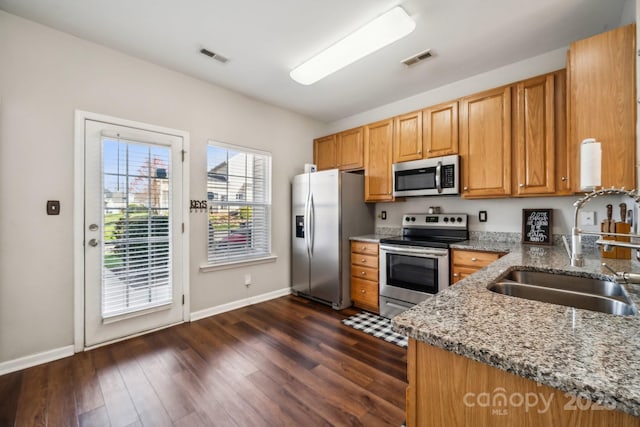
[0,295,407,427]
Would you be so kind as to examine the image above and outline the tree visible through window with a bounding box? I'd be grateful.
[207,141,272,264]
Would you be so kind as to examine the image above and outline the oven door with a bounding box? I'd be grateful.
[379,244,449,304]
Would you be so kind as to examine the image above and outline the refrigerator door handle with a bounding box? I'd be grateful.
[309,193,315,257]
[304,191,311,258]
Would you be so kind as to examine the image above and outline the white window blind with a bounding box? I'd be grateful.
[207,141,272,264]
[102,138,173,318]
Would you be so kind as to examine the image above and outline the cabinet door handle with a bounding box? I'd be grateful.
[361,289,366,294]
[361,258,366,263]
[361,271,366,276]
[453,273,459,277]
[463,186,469,191]
[471,257,478,262]
[561,176,567,182]
[361,246,366,250]
[519,183,525,188]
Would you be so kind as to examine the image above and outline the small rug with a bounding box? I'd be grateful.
[342,311,408,348]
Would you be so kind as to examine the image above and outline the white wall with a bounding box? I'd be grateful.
[374,195,626,236]
[0,11,322,363]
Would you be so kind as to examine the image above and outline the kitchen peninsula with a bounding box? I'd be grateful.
[392,243,640,426]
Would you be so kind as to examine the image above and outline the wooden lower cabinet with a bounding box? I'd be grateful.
[451,249,503,284]
[406,340,640,427]
[350,241,379,313]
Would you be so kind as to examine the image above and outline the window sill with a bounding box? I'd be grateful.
[200,254,278,272]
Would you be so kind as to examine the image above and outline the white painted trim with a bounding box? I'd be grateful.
[190,287,291,321]
[199,254,278,272]
[73,111,86,353]
[73,110,191,351]
[0,345,74,376]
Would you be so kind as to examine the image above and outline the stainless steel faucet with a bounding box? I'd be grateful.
[564,188,640,267]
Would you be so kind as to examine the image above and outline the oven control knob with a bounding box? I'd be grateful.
[443,217,449,222]
[456,217,463,222]
[450,217,455,222]
[411,217,416,222]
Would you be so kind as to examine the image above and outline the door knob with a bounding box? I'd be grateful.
[89,224,99,231]
[88,238,99,247]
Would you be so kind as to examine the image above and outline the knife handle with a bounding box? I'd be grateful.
[606,204,613,221]
[620,203,627,223]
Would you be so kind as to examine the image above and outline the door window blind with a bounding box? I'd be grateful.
[102,138,172,318]
[207,142,272,264]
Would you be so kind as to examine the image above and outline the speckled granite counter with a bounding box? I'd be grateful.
[392,244,640,417]
[451,239,522,253]
[349,234,392,243]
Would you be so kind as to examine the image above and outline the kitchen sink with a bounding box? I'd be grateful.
[488,269,637,316]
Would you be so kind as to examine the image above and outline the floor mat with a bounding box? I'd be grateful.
[342,311,408,348]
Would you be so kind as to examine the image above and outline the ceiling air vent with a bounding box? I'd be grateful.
[402,49,432,67]
[200,48,229,64]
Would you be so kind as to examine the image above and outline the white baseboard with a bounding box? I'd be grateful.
[0,345,75,376]
[190,287,292,322]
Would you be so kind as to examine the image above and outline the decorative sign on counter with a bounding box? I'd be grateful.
[522,209,553,245]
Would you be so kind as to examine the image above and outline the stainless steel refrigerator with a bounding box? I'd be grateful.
[291,169,374,309]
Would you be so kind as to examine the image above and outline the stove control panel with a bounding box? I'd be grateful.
[402,213,468,229]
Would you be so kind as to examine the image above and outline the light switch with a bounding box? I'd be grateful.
[579,210,595,226]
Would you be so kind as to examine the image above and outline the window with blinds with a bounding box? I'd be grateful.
[207,141,272,264]
[102,138,172,318]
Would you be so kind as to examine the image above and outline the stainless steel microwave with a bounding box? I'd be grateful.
[392,155,459,197]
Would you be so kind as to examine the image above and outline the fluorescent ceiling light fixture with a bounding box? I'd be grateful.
[290,6,416,85]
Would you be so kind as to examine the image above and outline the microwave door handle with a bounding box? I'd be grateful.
[435,161,442,193]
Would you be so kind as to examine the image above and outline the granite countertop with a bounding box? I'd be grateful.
[349,234,392,243]
[392,244,640,417]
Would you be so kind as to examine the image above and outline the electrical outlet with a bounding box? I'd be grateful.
[479,210,487,222]
[381,210,387,220]
[244,274,251,286]
[579,211,596,226]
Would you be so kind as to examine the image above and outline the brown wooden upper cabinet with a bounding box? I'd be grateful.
[512,73,556,196]
[364,119,394,202]
[313,134,336,171]
[568,23,636,191]
[314,127,364,171]
[393,111,423,163]
[423,100,459,158]
[554,69,571,195]
[460,86,512,198]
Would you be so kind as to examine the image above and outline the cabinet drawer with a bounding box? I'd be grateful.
[351,253,378,268]
[351,241,379,256]
[452,250,501,268]
[451,266,478,284]
[351,277,379,309]
[351,265,378,282]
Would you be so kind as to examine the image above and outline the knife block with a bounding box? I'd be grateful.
[615,222,631,259]
[600,221,617,259]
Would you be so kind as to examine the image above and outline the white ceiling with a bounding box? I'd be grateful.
[0,0,630,123]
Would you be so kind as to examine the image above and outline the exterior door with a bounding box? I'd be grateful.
[83,118,184,347]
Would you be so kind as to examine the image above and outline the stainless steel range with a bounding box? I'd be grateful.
[378,213,468,318]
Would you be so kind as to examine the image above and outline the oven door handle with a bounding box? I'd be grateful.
[380,245,448,257]
[435,160,442,193]
[383,300,412,310]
